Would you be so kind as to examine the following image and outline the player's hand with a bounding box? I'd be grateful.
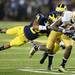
[46,25,51,29]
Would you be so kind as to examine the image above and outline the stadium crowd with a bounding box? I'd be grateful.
[0,0,74,21]
[0,0,52,21]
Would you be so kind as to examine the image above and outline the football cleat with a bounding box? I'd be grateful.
[58,66,66,72]
[29,45,38,58]
[48,65,52,71]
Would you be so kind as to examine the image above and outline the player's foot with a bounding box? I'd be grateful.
[40,58,45,64]
[48,65,52,71]
[29,45,38,58]
[29,47,36,58]
[58,66,66,72]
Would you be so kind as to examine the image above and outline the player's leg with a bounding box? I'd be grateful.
[29,41,49,63]
[0,26,24,35]
[29,41,47,58]
[29,31,60,58]
[29,41,39,58]
[10,34,28,46]
[0,26,18,34]
[40,51,48,64]
[35,44,53,70]
[0,34,28,51]
[59,46,72,72]
[6,26,24,35]
[45,31,57,70]
[37,31,61,70]
[46,31,62,70]
[40,42,60,70]
[59,38,73,72]
[40,36,61,63]
[47,54,54,70]
[29,44,48,58]
[47,43,60,70]
[46,30,57,51]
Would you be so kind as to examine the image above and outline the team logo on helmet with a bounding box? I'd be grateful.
[56,4,67,12]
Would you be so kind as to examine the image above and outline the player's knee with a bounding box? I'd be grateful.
[68,45,72,50]
[48,51,55,55]
[48,48,56,54]
[46,44,54,50]
[66,45,72,52]
[47,45,55,54]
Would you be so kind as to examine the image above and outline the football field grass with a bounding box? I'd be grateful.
[0,21,75,75]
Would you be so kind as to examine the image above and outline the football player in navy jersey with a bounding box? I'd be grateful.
[0,13,49,51]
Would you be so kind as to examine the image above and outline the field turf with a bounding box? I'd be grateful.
[0,21,75,75]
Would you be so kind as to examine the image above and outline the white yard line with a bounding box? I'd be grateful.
[18,68,64,75]
[71,71,75,75]
[71,71,75,74]
[18,67,75,75]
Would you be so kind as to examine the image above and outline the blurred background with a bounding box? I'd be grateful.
[0,0,75,21]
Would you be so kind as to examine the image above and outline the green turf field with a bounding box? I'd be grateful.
[0,21,75,75]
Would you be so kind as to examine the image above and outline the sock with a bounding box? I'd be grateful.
[48,54,54,69]
[40,52,48,64]
[61,57,67,68]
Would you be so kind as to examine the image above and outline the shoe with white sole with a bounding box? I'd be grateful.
[58,66,66,72]
[29,45,38,58]
[48,65,52,71]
